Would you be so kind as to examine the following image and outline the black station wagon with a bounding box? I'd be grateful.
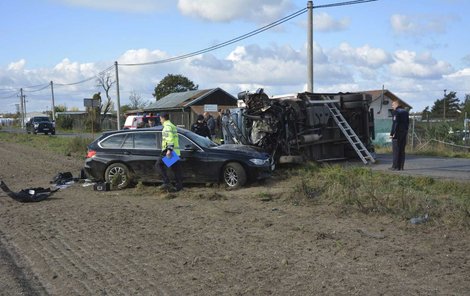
[83,127,272,189]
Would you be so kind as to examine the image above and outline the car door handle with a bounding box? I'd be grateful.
[123,151,130,155]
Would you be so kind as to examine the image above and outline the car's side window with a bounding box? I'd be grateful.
[179,134,198,150]
[134,132,160,149]
[121,134,134,148]
[100,134,127,148]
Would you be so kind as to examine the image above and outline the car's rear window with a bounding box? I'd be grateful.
[100,134,127,148]
[99,132,162,149]
[134,133,158,149]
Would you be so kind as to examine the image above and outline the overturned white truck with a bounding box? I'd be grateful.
[221,89,375,164]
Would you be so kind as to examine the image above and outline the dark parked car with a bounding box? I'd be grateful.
[84,127,272,189]
[26,116,55,135]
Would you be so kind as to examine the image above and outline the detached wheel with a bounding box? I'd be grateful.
[105,163,131,189]
[223,162,247,189]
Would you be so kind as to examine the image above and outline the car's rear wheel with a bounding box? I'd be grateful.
[105,163,131,189]
[223,162,247,188]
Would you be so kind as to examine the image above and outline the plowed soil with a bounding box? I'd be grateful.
[0,141,469,295]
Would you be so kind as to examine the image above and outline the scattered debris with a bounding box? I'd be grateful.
[0,180,59,202]
[410,214,429,225]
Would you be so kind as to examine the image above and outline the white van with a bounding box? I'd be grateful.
[123,115,160,129]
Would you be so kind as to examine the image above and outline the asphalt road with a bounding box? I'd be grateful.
[370,153,470,182]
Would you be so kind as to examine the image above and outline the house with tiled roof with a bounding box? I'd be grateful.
[144,88,237,129]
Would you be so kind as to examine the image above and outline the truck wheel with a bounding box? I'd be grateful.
[105,163,131,189]
[223,162,247,188]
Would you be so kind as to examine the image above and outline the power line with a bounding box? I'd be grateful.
[314,0,378,9]
[23,84,51,93]
[0,92,19,99]
[54,64,115,87]
[120,7,308,66]
[2,0,379,95]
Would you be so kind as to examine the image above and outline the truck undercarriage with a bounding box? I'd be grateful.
[221,89,375,164]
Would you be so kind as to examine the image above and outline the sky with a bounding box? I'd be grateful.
[1,0,469,114]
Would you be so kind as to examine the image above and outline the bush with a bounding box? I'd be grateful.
[57,116,74,130]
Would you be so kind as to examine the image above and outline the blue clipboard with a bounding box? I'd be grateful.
[162,150,180,167]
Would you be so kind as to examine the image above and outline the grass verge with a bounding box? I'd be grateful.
[291,163,470,228]
[0,132,92,159]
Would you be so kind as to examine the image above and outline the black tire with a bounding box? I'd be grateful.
[223,162,247,188]
[51,131,56,135]
[105,163,131,189]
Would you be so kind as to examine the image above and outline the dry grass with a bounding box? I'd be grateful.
[291,163,470,228]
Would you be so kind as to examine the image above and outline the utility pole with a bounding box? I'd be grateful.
[19,88,24,129]
[114,61,122,130]
[443,89,447,121]
[50,81,56,121]
[307,1,314,92]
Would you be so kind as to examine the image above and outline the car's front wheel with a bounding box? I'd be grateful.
[223,162,247,188]
[105,163,131,189]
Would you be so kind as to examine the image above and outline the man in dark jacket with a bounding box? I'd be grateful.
[390,100,410,170]
[191,114,211,138]
[204,112,216,140]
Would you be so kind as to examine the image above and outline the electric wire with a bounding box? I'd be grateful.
[0,92,19,99]
[2,0,379,95]
[54,64,115,86]
[120,7,308,66]
[314,0,378,9]
[23,84,51,93]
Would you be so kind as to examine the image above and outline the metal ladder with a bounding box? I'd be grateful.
[323,100,375,164]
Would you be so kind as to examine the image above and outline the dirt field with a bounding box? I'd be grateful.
[0,141,469,295]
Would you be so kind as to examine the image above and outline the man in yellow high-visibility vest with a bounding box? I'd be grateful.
[157,112,183,192]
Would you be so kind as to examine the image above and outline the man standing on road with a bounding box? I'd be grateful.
[156,113,183,192]
[389,100,409,170]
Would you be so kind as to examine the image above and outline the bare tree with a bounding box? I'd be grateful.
[96,71,116,123]
[129,90,148,109]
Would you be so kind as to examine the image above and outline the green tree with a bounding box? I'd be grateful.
[54,104,67,113]
[430,91,460,119]
[153,74,198,100]
[422,106,431,122]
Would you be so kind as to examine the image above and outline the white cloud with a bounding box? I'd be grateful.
[330,43,392,69]
[177,0,293,22]
[390,50,453,79]
[1,43,467,114]
[313,12,350,32]
[54,0,171,13]
[390,14,452,36]
[8,59,26,71]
